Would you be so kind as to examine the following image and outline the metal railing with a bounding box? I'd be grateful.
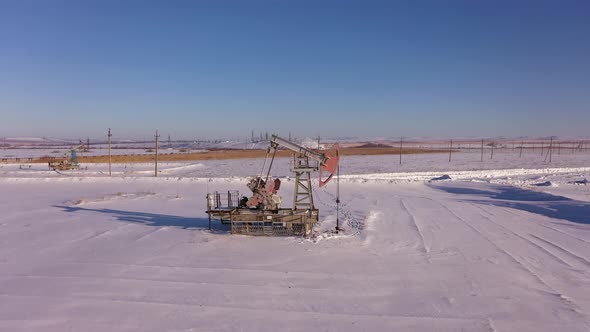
[231,217,314,236]
[206,191,240,210]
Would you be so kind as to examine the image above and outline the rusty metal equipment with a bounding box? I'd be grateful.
[206,135,339,236]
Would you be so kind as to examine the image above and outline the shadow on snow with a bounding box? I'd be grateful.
[430,183,590,225]
[54,205,229,233]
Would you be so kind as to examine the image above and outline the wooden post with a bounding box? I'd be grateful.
[155,130,160,177]
[490,142,494,160]
[519,141,523,158]
[108,128,112,176]
[448,139,452,162]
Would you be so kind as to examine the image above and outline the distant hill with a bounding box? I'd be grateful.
[356,142,393,148]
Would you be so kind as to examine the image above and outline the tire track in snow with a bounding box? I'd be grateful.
[0,273,342,292]
[399,198,431,262]
[473,204,577,269]
[0,293,489,326]
[443,201,590,324]
[539,224,590,246]
[54,261,398,283]
[76,224,170,245]
[447,203,588,322]
[1,223,135,257]
[77,223,134,242]
[134,226,168,242]
[528,234,590,269]
[417,197,473,265]
[488,204,590,245]
[435,201,556,291]
[400,196,465,261]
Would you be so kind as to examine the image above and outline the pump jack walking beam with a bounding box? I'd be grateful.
[269,135,339,187]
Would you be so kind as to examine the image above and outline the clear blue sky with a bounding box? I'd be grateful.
[1,0,589,139]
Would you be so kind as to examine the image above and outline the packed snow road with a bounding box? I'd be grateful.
[0,173,589,331]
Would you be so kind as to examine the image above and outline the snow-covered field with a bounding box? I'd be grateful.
[1,152,589,331]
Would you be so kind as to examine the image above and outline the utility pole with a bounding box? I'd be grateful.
[108,128,112,176]
[155,130,160,177]
[168,134,171,148]
[491,142,494,160]
[448,139,452,162]
[548,136,554,163]
[520,141,524,158]
[399,136,403,165]
[335,161,341,233]
[480,139,484,162]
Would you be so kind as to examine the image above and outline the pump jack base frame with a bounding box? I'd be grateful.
[206,207,318,236]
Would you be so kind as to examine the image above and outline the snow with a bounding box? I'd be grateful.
[1,152,589,331]
[300,137,320,149]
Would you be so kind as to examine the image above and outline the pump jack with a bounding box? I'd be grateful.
[206,135,339,236]
[48,143,86,171]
